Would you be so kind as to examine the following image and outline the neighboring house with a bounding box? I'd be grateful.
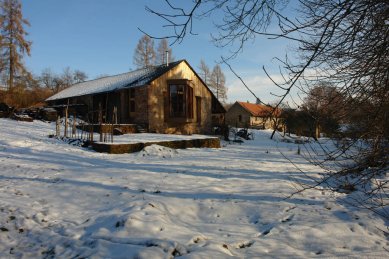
[226,101,281,129]
[46,60,225,134]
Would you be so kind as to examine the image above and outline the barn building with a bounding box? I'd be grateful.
[46,60,225,134]
[226,101,281,129]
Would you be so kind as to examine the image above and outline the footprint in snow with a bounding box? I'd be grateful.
[261,228,272,236]
[190,236,208,245]
[257,224,274,237]
[324,203,332,210]
[281,214,294,223]
[235,240,255,249]
[284,206,296,213]
[251,219,259,224]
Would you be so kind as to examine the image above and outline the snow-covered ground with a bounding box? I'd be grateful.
[0,118,387,258]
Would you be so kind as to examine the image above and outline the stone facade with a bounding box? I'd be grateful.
[225,103,252,128]
[226,101,279,129]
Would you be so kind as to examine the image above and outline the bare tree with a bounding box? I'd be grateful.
[210,64,227,103]
[61,67,75,89]
[133,35,156,68]
[302,83,346,139]
[144,0,389,219]
[38,67,87,93]
[0,0,32,90]
[156,38,174,65]
[39,68,56,91]
[198,59,211,85]
[73,69,88,83]
[52,77,65,93]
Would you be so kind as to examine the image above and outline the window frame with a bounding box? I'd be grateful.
[167,80,194,120]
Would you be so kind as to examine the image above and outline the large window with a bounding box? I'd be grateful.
[169,83,193,119]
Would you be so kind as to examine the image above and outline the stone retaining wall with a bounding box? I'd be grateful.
[92,137,220,154]
[77,124,138,134]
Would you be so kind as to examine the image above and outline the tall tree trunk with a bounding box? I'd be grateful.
[315,122,320,140]
[9,46,14,90]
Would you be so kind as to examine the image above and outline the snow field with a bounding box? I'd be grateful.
[0,119,387,258]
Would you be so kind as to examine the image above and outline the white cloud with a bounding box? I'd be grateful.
[225,73,303,107]
[226,74,283,103]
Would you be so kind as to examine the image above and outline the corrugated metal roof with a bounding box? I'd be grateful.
[46,60,183,101]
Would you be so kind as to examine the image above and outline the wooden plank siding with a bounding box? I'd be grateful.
[148,62,213,134]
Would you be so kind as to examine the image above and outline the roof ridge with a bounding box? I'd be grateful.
[72,59,184,86]
[46,60,186,101]
[236,101,274,116]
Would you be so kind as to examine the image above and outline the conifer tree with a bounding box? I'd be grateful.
[198,59,210,84]
[0,0,31,90]
[133,35,156,69]
[210,64,227,103]
[156,38,174,65]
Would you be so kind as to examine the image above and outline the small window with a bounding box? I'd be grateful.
[238,115,242,122]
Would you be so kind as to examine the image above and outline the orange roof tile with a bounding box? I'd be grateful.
[237,101,281,117]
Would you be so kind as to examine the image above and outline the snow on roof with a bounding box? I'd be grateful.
[46,60,183,101]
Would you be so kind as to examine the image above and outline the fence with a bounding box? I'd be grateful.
[55,104,119,144]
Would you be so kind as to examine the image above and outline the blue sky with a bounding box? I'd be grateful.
[22,0,296,104]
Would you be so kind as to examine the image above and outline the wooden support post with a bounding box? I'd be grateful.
[114,107,116,121]
[56,116,60,137]
[88,110,94,143]
[111,106,116,143]
[72,113,76,138]
[64,106,68,138]
[81,123,84,140]
[90,123,94,142]
[99,103,103,142]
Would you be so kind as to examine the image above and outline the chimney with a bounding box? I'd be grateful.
[165,50,169,66]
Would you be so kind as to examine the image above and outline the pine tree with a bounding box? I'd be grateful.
[198,59,210,84]
[0,0,31,90]
[156,38,174,65]
[210,64,227,103]
[133,35,156,69]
